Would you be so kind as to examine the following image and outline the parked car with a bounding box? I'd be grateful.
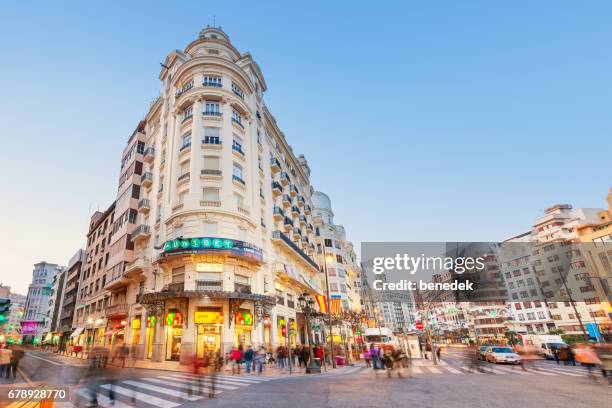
[485,346,521,364]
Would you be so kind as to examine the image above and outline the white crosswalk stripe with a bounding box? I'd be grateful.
[74,372,272,408]
[100,384,180,408]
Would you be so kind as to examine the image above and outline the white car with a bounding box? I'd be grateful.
[485,346,521,364]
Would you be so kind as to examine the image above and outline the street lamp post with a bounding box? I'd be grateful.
[298,293,321,374]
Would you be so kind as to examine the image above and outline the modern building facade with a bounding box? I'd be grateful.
[56,249,84,346]
[22,262,63,343]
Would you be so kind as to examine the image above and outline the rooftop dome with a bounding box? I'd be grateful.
[313,191,332,212]
[198,26,230,43]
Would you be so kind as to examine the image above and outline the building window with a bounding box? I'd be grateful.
[203,188,219,201]
[178,191,187,204]
[203,156,220,171]
[234,193,244,209]
[232,136,244,155]
[232,110,242,126]
[232,163,244,183]
[203,76,222,87]
[183,106,193,122]
[204,127,221,144]
[204,101,220,115]
[180,161,190,176]
[231,82,244,99]
[181,132,191,149]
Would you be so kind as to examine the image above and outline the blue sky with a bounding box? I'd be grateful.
[1,1,611,294]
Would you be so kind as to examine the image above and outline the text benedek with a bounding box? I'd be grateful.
[373,279,474,291]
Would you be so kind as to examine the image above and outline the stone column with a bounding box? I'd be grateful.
[179,298,194,364]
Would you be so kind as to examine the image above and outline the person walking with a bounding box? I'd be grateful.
[244,345,254,374]
[436,345,442,362]
[378,346,385,369]
[255,347,266,375]
[300,346,309,370]
[363,346,371,367]
[6,345,24,380]
[370,343,379,370]
[0,346,13,378]
[229,346,242,375]
[574,343,600,382]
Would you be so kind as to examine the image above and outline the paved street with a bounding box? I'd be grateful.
[1,349,609,408]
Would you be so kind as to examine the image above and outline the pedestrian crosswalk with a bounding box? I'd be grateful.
[354,362,604,379]
[74,373,274,408]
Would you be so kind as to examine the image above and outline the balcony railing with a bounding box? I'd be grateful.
[281,194,292,207]
[232,175,245,185]
[141,172,153,186]
[272,181,283,195]
[304,205,312,215]
[232,145,245,156]
[178,172,190,182]
[273,206,285,220]
[164,282,185,292]
[297,196,305,206]
[106,303,128,317]
[131,225,151,242]
[232,118,244,128]
[200,200,221,207]
[289,185,298,197]
[144,146,155,162]
[280,172,290,185]
[272,230,319,271]
[196,280,223,291]
[180,142,191,151]
[203,80,222,87]
[270,157,281,174]
[138,198,151,213]
[203,111,222,117]
[201,169,222,176]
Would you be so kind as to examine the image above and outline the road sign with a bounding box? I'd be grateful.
[415,321,424,330]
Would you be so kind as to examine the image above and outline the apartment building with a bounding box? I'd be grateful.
[56,249,84,347]
[22,262,63,343]
[72,202,115,348]
[117,26,329,364]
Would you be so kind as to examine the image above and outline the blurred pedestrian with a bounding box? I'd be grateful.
[255,347,265,374]
[0,346,13,378]
[6,345,24,380]
[229,346,242,375]
[244,345,254,374]
[574,343,600,382]
[363,346,371,367]
[370,343,379,369]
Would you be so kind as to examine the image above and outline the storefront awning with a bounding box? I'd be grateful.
[44,333,52,342]
[138,289,275,305]
[70,327,84,339]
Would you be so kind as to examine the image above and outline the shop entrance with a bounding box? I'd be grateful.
[194,307,224,358]
[165,310,184,361]
[196,325,222,357]
[145,315,156,359]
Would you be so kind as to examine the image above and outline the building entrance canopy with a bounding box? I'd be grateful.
[138,289,275,305]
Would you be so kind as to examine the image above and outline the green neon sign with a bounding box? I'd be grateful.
[164,237,234,252]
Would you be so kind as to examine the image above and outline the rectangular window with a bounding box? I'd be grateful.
[204,127,221,144]
[205,101,220,114]
[183,106,193,121]
[203,156,220,170]
[203,188,219,201]
[172,267,185,283]
[181,132,191,149]
[232,136,244,154]
[232,110,242,125]
[178,191,187,204]
[233,163,243,181]
[180,161,190,175]
[203,76,222,87]
[234,193,244,208]
[231,82,244,99]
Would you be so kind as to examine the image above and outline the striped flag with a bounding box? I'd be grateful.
[315,295,328,313]
[330,296,342,315]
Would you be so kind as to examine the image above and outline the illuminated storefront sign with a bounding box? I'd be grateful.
[146,316,156,328]
[196,263,224,272]
[235,311,253,326]
[21,321,39,335]
[166,312,184,326]
[194,311,224,324]
[161,237,263,263]
[263,316,272,328]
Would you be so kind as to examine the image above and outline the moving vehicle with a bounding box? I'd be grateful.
[364,328,398,350]
[520,334,566,359]
[484,346,521,364]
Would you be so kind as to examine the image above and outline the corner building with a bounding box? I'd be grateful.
[128,27,324,364]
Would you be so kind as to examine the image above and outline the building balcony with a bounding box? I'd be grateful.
[201,169,222,180]
[272,181,283,197]
[304,205,312,215]
[270,157,281,174]
[203,80,222,88]
[141,172,153,187]
[271,230,319,272]
[131,224,151,243]
[273,206,285,221]
[301,235,309,244]
[200,200,221,207]
[104,270,130,291]
[281,194,292,208]
[232,118,244,129]
[289,185,298,197]
[124,258,146,279]
[299,215,307,226]
[237,206,250,216]
[196,280,223,291]
[203,111,223,119]
[306,223,314,232]
[291,206,300,217]
[283,217,293,232]
[105,303,128,318]
[177,172,190,185]
[232,175,246,187]
[144,146,155,163]
[138,198,151,214]
[297,196,305,207]
[232,145,246,158]
[279,172,290,186]
[291,229,301,241]
[202,137,222,149]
